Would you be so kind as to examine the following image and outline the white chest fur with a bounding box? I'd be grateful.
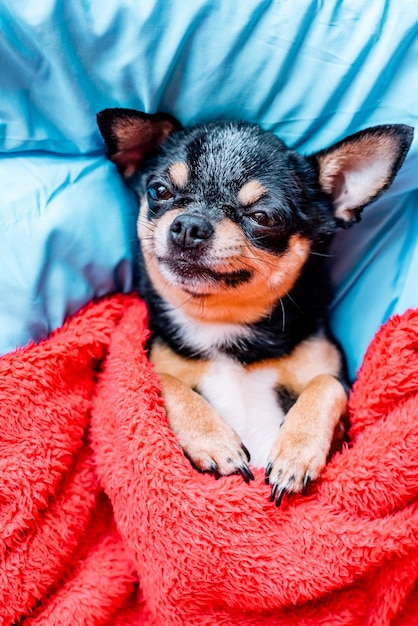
[164,305,254,357]
[198,358,285,468]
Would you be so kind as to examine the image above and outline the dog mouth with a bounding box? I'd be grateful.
[158,257,253,291]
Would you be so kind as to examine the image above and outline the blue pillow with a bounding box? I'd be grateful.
[1,1,417,379]
[0,153,138,352]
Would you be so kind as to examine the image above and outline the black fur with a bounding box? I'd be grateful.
[96,110,413,496]
[132,122,340,363]
[96,112,413,373]
[139,254,332,364]
[136,122,339,250]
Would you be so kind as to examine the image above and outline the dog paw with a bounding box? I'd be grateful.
[181,427,254,483]
[264,429,328,506]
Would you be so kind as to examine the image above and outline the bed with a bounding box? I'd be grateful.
[1,2,417,623]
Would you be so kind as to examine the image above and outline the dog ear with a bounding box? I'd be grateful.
[97,108,182,177]
[310,125,414,226]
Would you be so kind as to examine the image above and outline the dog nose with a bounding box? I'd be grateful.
[169,214,214,248]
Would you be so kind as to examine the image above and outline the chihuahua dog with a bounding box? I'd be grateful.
[97,108,413,505]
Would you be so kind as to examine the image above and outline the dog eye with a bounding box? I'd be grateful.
[248,211,276,227]
[147,184,173,201]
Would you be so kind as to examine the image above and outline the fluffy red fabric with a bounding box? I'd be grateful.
[1,294,418,624]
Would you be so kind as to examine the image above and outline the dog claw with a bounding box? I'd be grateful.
[269,483,278,503]
[275,486,286,507]
[207,458,253,484]
[209,462,222,480]
[269,482,286,506]
[238,464,254,484]
[265,462,273,478]
[269,474,295,506]
[241,444,251,462]
[302,474,311,495]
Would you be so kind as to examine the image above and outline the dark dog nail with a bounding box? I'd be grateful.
[302,474,311,495]
[269,483,278,503]
[275,486,286,507]
[209,462,221,480]
[241,445,251,462]
[238,464,254,483]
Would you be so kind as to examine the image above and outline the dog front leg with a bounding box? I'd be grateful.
[151,342,253,482]
[266,373,347,504]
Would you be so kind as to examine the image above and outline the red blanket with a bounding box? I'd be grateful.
[1,294,418,625]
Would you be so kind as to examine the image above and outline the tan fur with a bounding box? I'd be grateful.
[318,135,396,192]
[111,117,177,177]
[266,374,347,491]
[158,373,247,474]
[246,335,343,393]
[113,117,174,150]
[151,335,347,489]
[246,336,347,489]
[151,348,247,474]
[111,118,142,148]
[136,195,150,240]
[140,193,346,492]
[150,339,208,388]
[317,134,398,222]
[237,180,267,206]
[168,162,189,189]
[137,199,311,324]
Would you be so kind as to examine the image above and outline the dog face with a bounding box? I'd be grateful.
[97,109,413,325]
[136,122,332,324]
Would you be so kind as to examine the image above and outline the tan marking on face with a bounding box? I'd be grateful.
[168,161,189,190]
[137,197,190,302]
[183,232,310,323]
[137,194,151,241]
[137,204,310,324]
[137,196,183,255]
[138,204,243,264]
[237,180,267,206]
[209,218,246,259]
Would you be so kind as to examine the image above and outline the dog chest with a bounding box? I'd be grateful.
[198,358,285,468]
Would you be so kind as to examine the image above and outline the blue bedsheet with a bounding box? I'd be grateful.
[1,0,417,379]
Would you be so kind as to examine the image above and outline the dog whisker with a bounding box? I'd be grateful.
[283,290,303,313]
[136,217,155,231]
[279,297,286,332]
[309,250,333,258]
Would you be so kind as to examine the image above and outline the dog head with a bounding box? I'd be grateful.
[97,109,413,324]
